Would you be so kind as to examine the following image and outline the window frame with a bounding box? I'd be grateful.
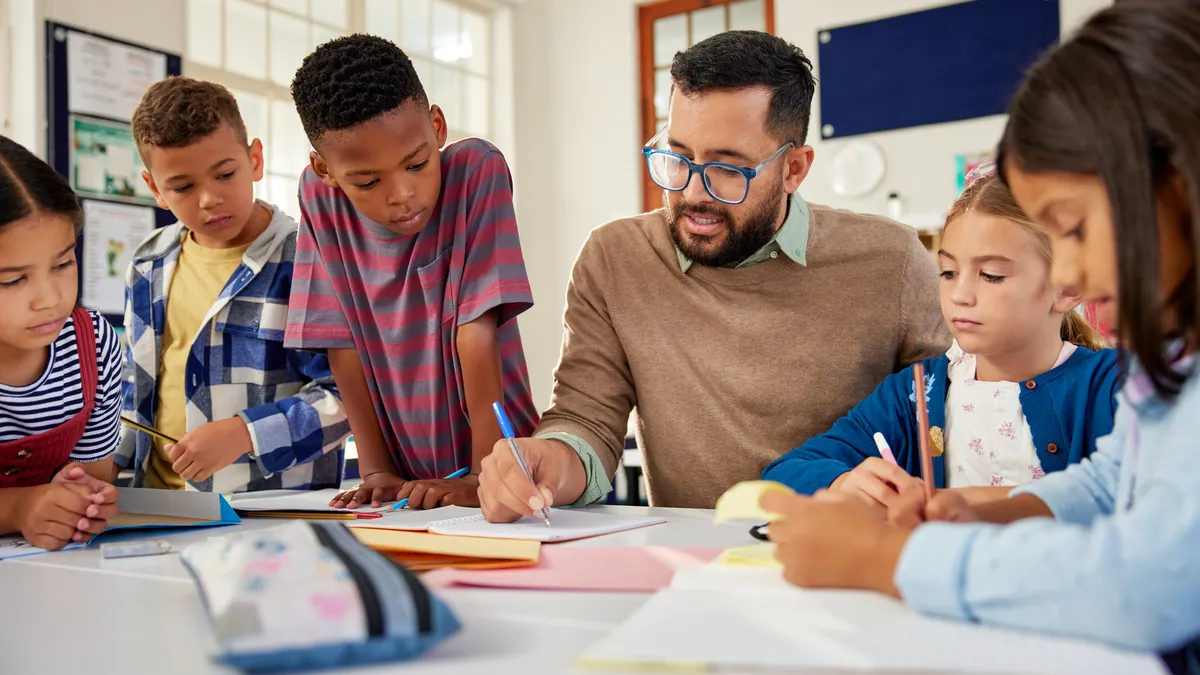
[183,0,498,219]
[636,0,775,213]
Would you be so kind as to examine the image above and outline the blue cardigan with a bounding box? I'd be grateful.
[762,348,1123,493]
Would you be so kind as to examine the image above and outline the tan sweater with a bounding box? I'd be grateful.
[536,205,951,508]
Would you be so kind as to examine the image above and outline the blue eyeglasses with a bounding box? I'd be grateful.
[641,128,793,205]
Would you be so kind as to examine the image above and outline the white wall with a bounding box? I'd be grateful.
[509,0,1114,408]
[778,0,1115,223]
[5,0,186,156]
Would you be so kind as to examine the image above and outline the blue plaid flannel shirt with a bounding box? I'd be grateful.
[115,203,350,493]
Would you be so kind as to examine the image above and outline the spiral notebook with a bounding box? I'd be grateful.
[416,509,666,543]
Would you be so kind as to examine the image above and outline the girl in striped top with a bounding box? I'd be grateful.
[0,135,120,550]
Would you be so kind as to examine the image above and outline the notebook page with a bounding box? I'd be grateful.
[346,506,483,531]
[228,489,388,514]
[425,508,665,542]
[578,585,1166,674]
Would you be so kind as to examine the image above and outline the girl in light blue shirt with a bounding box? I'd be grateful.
[761,1,1200,672]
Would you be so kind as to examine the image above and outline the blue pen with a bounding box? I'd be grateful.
[492,401,552,527]
[391,466,470,511]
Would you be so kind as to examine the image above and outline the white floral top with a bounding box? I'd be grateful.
[943,341,1076,488]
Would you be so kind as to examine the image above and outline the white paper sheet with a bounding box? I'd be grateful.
[228,489,388,514]
[344,505,484,530]
[75,154,107,193]
[80,200,155,315]
[0,536,83,560]
[578,566,1167,674]
[67,30,167,121]
[425,508,666,543]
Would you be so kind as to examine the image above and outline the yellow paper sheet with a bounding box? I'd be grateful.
[352,528,541,564]
[718,544,781,568]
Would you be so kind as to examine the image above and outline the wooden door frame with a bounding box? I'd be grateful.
[636,0,776,213]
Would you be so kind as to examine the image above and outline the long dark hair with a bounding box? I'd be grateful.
[0,135,82,231]
[997,0,1200,399]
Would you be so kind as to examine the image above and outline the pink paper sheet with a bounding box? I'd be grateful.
[423,546,723,592]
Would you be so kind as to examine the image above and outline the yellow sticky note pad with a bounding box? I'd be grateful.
[718,543,781,568]
[713,480,795,523]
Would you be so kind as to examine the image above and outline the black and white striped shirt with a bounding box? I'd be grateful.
[0,310,122,463]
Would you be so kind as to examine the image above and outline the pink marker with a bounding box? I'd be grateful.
[873,432,899,465]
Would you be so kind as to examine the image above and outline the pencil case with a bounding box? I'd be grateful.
[181,521,460,672]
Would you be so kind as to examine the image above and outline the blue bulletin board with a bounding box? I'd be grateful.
[816,0,1060,140]
[44,22,181,326]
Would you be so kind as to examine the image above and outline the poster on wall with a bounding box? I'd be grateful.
[80,199,155,315]
[70,116,155,204]
[65,28,167,121]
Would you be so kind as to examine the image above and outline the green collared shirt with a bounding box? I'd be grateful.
[539,195,812,506]
[675,194,810,273]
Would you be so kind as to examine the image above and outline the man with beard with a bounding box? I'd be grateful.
[478,31,949,519]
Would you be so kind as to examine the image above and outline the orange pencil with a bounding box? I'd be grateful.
[913,363,935,501]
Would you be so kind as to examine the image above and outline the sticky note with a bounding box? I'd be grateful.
[713,480,794,523]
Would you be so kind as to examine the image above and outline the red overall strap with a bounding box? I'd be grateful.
[70,306,98,411]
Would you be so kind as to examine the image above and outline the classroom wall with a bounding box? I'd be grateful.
[5,0,187,156]
[509,0,1115,410]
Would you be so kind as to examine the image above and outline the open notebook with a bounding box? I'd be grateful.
[227,489,390,516]
[577,566,1166,674]
[352,507,665,543]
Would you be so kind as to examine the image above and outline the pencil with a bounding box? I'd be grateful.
[119,416,179,445]
[913,363,934,500]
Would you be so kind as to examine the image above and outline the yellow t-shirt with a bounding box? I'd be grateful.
[144,234,252,490]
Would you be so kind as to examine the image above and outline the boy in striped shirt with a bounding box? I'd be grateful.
[287,35,538,510]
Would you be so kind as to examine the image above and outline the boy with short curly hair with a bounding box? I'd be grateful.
[286,35,537,510]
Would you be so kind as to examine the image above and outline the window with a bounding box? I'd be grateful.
[185,0,494,220]
[637,0,774,212]
[365,0,493,140]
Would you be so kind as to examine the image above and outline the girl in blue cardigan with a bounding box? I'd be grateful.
[763,171,1119,506]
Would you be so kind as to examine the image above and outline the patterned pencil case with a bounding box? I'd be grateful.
[181,521,460,672]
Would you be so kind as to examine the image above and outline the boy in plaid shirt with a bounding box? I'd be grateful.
[115,77,349,493]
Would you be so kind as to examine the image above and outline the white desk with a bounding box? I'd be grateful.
[0,506,756,675]
[0,505,1168,675]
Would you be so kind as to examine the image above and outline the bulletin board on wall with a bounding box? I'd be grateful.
[44,22,182,327]
[816,0,1060,140]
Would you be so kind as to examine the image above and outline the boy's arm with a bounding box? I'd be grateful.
[234,350,351,475]
[328,347,391,479]
[457,310,503,474]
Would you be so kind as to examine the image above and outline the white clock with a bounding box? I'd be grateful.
[828,139,886,198]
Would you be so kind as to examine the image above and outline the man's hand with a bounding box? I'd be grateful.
[168,417,254,483]
[330,472,408,509]
[478,438,584,523]
[763,489,912,596]
[829,458,923,510]
[395,475,481,510]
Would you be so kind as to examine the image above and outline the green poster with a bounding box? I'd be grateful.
[69,116,156,205]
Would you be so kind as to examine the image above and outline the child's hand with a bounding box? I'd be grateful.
[168,418,253,483]
[17,482,114,550]
[396,475,481,510]
[762,489,911,596]
[51,462,120,539]
[331,472,407,509]
[829,458,922,510]
[886,483,981,529]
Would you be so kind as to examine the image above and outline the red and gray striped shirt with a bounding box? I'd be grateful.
[284,138,538,479]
